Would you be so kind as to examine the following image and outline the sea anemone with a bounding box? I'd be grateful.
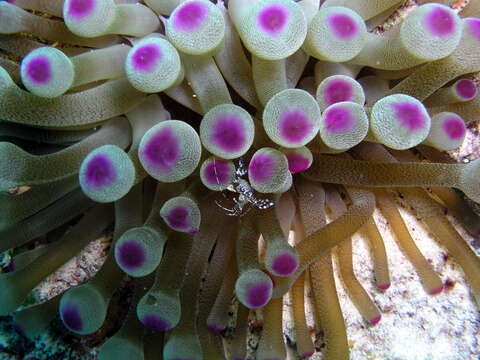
[0,0,479,359]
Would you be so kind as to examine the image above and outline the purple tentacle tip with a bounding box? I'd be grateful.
[370,315,382,326]
[211,115,246,152]
[25,56,51,85]
[377,283,390,291]
[249,154,274,183]
[61,304,83,332]
[456,79,477,100]
[328,13,359,40]
[429,285,444,295]
[258,4,289,35]
[132,44,162,72]
[67,0,95,19]
[300,352,314,359]
[468,18,480,41]
[325,79,353,106]
[392,102,426,132]
[117,241,146,270]
[165,206,190,230]
[324,106,354,134]
[84,153,117,189]
[207,323,225,333]
[246,282,271,308]
[279,109,312,143]
[173,1,208,32]
[204,160,230,185]
[424,6,455,37]
[141,314,172,332]
[271,252,298,276]
[442,116,466,140]
[142,126,180,171]
[285,152,310,174]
